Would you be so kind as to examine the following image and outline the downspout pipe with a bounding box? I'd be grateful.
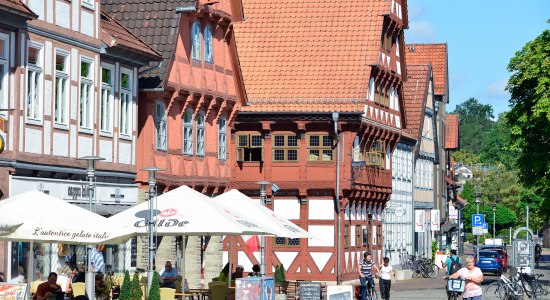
[332,112,341,285]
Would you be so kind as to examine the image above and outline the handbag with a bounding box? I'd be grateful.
[447,278,465,292]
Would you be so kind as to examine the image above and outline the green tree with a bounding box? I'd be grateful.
[131,272,143,300]
[451,151,480,168]
[505,20,550,219]
[148,272,161,300]
[119,271,132,300]
[480,113,518,170]
[477,167,524,208]
[452,97,495,154]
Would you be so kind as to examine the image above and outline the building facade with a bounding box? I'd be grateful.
[228,0,409,282]
[0,0,159,280]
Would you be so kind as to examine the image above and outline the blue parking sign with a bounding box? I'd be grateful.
[483,223,488,229]
[472,214,484,227]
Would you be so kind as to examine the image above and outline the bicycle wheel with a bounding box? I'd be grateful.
[450,292,458,300]
[427,265,439,278]
[485,281,501,300]
[369,287,379,300]
[499,282,524,300]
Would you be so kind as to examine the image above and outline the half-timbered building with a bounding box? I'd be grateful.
[228,0,409,282]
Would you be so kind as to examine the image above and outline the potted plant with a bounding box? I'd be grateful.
[274,264,287,300]
[148,272,161,300]
[119,271,131,300]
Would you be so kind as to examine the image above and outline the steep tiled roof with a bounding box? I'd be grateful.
[102,0,196,89]
[234,0,392,113]
[402,64,430,139]
[240,99,363,113]
[100,12,161,61]
[405,43,447,96]
[0,0,37,19]
[445,114,459,150]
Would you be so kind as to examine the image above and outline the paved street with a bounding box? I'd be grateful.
[385,245,550,299]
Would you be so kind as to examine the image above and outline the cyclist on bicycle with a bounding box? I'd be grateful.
[442,250,462,300]
[358,251,379,300]
[448,256,484,300]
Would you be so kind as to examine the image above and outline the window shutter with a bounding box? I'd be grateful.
[236,148,244,162]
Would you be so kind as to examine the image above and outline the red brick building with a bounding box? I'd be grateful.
[227,0,409,282]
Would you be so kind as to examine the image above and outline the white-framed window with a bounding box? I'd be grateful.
[82,0,94,9]
[196,111,205,156]
[396,37,400,57]
[368,77,375,101]
[26,42,43,122]
[218,117,227,159]
[191,21,201,61]
[54,51,69,126]
[100,65,114,134]
[120,69,132,137]
[155,101,167,151]
[0,33,8,114]
[389,87,395,110]
[182,109,193,155]
[79,58,94,130]
[204,25,213,63]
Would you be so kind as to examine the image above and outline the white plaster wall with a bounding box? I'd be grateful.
[119,142,131,164]
[113,134,118,163]
[308,225,334,247]
[18,116,23,151]
[71,49,78,82]
[274,252,299,271]
[70,86,77,120]
[44,80,52,116]
[44,121,51,155]
[29,0,44,20]
[25,128,42,154]
[71,0,80,32]
[308,199,335,220]
[273,199,300,220]
[69,125,76,157]
[53,132,68,157]
[310,252,332,272]
[81,11,94,37]
[55,1,71,29]
[99,140,113,163]
[77,135,92,157]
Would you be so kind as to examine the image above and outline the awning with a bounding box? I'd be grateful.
[441,221,458,232]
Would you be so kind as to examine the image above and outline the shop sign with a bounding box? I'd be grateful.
[415,210,425,232]
[431,209,440,231]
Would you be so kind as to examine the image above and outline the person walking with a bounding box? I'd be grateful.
[358,251,379,300]
[442,250,463,300]
[448,256,483,300]
[378,257,394,300]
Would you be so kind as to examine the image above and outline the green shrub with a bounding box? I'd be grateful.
[148,272,160,300]
[130,272,143,300]
[119,271,132,300]
[274,264,286,284]
[431,240,438,264]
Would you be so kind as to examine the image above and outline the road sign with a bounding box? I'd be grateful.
[472,214,484,227]
[483,223,489,234]
[473,227,483,235]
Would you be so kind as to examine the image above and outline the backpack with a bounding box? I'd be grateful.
[449,256,461,275]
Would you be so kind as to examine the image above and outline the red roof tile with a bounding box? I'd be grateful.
[402,64,431,139]
[0,0,37,19]
[405,43,448,96]
[445,114,459,149]
[233,0,394,112]
[100,11,161,61]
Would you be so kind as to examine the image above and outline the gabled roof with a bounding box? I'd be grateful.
[402,64,431,139]
[445,114,459,150]
[234,0,394,113]
[0,0,37,19]
[102,0,196,89]
[405,43,448,97]
[100,11,161,63]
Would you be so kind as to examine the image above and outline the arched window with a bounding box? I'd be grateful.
[368,77,375,101]
[204,25,213,63]
[191,21,201,61]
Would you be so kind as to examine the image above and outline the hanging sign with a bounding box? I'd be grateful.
[415,210,425,232]
[431,209,440,231]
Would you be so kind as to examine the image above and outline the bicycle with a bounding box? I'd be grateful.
[358,277,379,300]
[445,276,465,300]
[484,274,523,300]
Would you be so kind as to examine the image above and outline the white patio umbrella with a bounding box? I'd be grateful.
[0,215,23,236]
[0,190,134,300]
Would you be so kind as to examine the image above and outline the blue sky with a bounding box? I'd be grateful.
[406,0,549,116]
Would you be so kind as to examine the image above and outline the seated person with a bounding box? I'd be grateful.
[35,272,62,300]
[71,266,86,283]
[231,265,244,279]
[248,264,261,277]
[95,273,110,300]
[160,261,178,289]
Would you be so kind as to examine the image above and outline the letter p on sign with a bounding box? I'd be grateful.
[472,214,484,227]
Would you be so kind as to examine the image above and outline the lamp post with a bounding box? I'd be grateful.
[332,112,341,285]
[142,167,162,292]
[493,204,497,245]
[256,181,271,276]
[78,155,105,300]
[475,192,482,260]
[526,198,530,230]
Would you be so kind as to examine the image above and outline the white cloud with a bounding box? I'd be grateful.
[407,21,437,43]
[485,78,509,98]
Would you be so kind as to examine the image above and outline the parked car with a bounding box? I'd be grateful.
[483,248,507,270]
[475,250,504,275]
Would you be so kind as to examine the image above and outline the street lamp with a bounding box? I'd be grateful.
[78,155,105,300]
[475,192,482,260]
[256,181,272,276]
[142,167,162,292]
[493,204,497,245]
[525,198,530,230]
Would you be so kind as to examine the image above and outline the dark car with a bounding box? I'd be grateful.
[475,250,504,275]
[483,248,508,270]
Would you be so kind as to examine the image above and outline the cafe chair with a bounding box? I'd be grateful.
[159,287,176,300]
[71,282,86,297]
[208,281,228,300]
